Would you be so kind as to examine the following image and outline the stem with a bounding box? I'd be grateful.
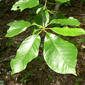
[54,2,61,17]
[42,11,45,27]
[42,27,47,33]
[36,30,42,36]
[44,0,47,10]
[36,28,47,37]
[45,28,50,29]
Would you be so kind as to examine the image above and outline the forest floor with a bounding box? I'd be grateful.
[0,0,85,85]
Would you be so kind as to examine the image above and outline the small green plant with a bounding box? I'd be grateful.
[75,78,83,85]
[80,39,85,42]
[48,74,55,83]
[6,0,85,75]
[20,70,33,83]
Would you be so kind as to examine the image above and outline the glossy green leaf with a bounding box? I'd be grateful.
[6,20,31,37]
[12,0,39,11]
[55,0,70,3]
[50,17,80,26]
[10,35,40,74]
[50,27,85,36]
[44,33,77,75]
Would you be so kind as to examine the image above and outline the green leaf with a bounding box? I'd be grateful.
[34,10,50,27]
[12,0,39,11]
[42,10,50,27]
[56,12,66,19]
[36,7,42,14]
[34,13,42,25]
[10,35,40,74]
[44,33,77,75]
[79,39,85,42]
[50,27,85,36]
[50,17,80,26]
[44,10,50,27]
[6,20,31,37]
[32,29,38,34]
[55,0,70,3]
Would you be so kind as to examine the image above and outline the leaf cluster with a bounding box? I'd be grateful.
[6,0,85,75]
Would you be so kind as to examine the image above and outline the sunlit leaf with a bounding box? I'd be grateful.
[12,0,39,11]
[11,35,40,74]
[6,20,31,37]
[50,17,80,26]
[44,33,77,75]
[50,27,85,36]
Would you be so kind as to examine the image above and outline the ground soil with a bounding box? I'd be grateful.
[0,0,85,85]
